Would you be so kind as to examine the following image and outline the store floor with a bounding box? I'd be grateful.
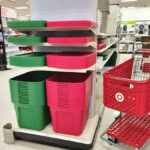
[0,54,132,150]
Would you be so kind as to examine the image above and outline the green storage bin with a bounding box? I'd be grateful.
[9,71,55,106]
[7,37,46,44]
[101,54,108,60]
[105,51,117,67]
[110,44,117,49]
[14,104,50,131]
[7,20,47,28]
[9,53,48,67]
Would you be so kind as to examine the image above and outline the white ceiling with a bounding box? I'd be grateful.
[110,0,150,7]
[0,0,31,18]
[1,0,150,19]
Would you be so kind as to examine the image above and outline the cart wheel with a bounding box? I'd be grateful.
[108,135,118,144]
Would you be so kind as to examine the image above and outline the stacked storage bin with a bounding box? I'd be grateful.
[46,72,92,135]
[9,71,56,130]
[9,71,54,130]
[45,21,97,135]
[7,20,97,136]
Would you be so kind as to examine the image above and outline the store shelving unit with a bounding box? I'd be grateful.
[97,39,119,53]
[5,21,102,149]
[3,0,123,149]
[12,42,97,48]
[12,27,97,34]
[13,114,100,150]
[9,64,96,73]
[97,33,117,37]
[0,6,7,70]
[97,49,116,71]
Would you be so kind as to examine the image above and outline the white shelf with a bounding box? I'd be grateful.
[121,33,135,35]
[135,42,150,44]
[97,40,119,53]
[8,64,96,73]
[12,27,97,34]
[135,34,150,37]
[97,33,117,37]
[14,113,100,145]
[12,42,97,48]
[97,50,115,71]
[119,41,134,44]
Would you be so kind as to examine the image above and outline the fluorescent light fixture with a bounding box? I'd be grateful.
[121,0,137,2]
[15,7,29,10]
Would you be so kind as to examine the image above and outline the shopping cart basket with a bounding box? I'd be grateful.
[103,49,150,117]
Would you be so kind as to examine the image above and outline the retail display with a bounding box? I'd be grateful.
[9,53,48,67]
[46,52,96,69]
[7,37,46,44]
[7,20,47,28]
[0,6,7,70]
[135,21,150,36]
[7,17,98,142]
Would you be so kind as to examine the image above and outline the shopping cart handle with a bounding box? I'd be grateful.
[108,76,148,84]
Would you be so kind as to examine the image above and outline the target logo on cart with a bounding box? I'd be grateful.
[115,93,124,102]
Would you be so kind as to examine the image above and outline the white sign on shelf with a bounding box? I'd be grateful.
[1,6,17,19]
[31,0,96,21]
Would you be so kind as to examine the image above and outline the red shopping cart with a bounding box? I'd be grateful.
[101,49,150,149]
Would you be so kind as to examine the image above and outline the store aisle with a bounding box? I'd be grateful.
[0,54,132,150]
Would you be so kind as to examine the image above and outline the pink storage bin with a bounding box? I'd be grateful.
[97,42,106,50]
[46,52,96,69]
[46,72,92,109]
[47,37,95,44]
[47,20,98,28]
[50,103,90,136]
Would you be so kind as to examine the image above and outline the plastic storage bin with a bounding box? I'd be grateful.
[97,42,106,50]
[103,58,150,117]
[47,20,98,28]
[50,103,89,136]
[46,72,92,109]
[7,20,47,28]
[14,104,50,131]
[10,71,55,106]
[8,37,46,44]
[9,53,48,67]
[47,37,95,44]
[47,52,96,69]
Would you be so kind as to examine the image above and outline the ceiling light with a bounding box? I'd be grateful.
[121,0,137,2]
[15,7,29,10]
